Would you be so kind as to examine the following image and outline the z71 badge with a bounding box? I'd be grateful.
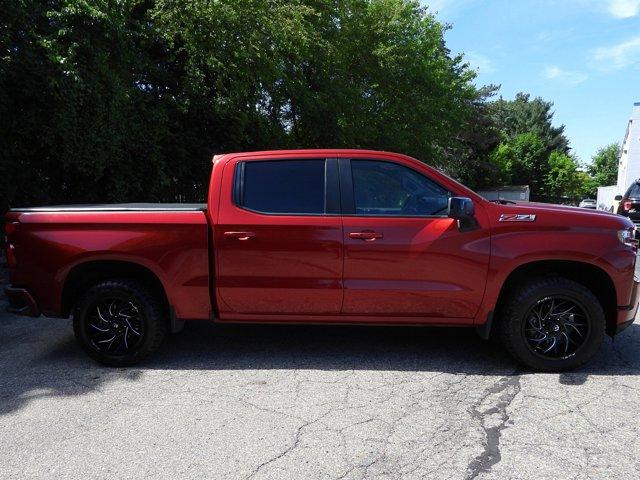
[499,213,536,222]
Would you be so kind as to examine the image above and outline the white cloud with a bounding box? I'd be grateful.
[543,66,588,85]
[559,0,639,18]
[592,35,640,70]
[607,0,640,18]
[464,52,495,75]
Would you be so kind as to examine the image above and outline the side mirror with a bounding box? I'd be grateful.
[448,197,475,219]
[448,197,478,232]
[615,195,623,201]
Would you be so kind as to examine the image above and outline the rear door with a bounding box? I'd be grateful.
[340,158,490,320]
[215,157,343,316]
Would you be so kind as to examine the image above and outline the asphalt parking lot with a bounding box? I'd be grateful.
[2,265,640,479]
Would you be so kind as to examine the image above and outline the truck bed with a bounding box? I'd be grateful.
[10,203,207,212]
[5,205,211,320]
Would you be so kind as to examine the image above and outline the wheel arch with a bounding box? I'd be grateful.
[493,260,617,336]
[61,260,171,319]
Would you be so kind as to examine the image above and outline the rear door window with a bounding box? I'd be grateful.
[236,160,326,214]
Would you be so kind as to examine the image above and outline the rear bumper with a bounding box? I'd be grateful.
[4,286,40,317]
[615,278,639,335]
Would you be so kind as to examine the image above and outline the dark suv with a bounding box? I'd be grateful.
[616,181,640,232]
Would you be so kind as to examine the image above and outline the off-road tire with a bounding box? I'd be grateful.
[73,279,167,366]
[498,277,605,371]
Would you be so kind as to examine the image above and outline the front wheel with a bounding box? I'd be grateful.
[73,280,167,366]
[498,277,605,371]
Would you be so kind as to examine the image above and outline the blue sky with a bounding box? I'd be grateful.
[424,0,640,164]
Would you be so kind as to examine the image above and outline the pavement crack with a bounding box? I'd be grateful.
[245,409,332,479]
[465,372,521,479]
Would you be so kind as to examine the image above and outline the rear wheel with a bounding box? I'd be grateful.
[73,280,166,366]
[498,277,605,371]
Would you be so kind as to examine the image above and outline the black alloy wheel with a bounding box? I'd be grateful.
[73,280,166,366]
[499,277,605,371]
[523,295,589,359]
[86,297,145,354]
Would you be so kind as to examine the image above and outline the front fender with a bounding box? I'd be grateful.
[475,226,635,325]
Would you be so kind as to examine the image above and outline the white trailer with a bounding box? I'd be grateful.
[596,185,619,212]
[595,102,640,213]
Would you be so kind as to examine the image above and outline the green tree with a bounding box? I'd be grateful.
[1,0,181,209]
[462,91,572,193]
[1,0,482,212]
[449,84,502,189]
[587,143,619,187]
[488,137,593,199]
[490,92,569,155]
[0,0,62,212]
[544,151,589,198]
[153,0,479,162]
[488,132,548,193]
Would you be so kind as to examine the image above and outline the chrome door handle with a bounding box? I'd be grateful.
[224,231,255,241]
[349,231,383,241]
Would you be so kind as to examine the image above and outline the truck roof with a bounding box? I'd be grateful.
[213,149,417,162]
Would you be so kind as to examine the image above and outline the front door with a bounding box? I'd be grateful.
[340,158,490,320]
[215,157,343,317]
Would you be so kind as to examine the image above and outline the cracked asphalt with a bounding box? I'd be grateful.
[2,264,640,479]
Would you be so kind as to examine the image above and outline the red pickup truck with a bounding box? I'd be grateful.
[4,149,638,370]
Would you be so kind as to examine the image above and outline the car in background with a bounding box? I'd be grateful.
[579,199,597,209]
[616,181,640,233]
